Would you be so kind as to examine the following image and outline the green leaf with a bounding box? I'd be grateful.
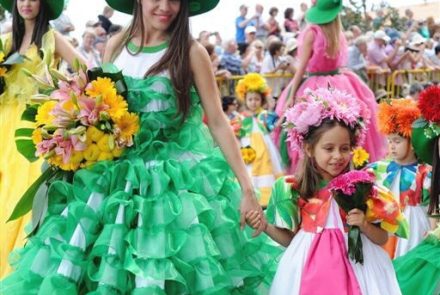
[7,168,56,221]
[412,118,428,129]
[2,52,26,65]
[15,139,38,162]
[28,180,49,237]
[15,128,34,138]
[21,104,38,122]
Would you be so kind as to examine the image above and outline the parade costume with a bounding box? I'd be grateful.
[1,6,282,292]
[0,0,62,276]
[273,0,386,173]
[235,74,283,206]
[368,99,431,258]
[267,176,406,295]
[266,87,407,294]
[393,86,440,294]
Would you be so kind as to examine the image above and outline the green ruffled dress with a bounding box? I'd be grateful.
[393,225,440,295]
[1,44,281,294]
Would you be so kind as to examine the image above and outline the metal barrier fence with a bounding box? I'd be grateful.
[216,69,440,99]
[386,68,440,98]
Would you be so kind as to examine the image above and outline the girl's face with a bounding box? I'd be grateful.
[306,125,352,181]
[245,92,262,113]
[140,0,181,32]
[387,134,415,164]
[17,0,40,21]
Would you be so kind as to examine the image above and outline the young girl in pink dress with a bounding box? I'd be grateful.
[274,0,386,173]
[247,87,407,295]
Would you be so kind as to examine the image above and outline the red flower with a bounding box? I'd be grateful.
[418,85,440,123]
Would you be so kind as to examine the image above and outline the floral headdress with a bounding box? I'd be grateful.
[235,73,271,102]
[284,87,369,152]
[412,85,440,165]
[378,99,420,138]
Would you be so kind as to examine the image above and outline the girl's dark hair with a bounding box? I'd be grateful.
[296,119,357,200]
[268,40,284,56]
[269,7,278,16]
[118,0,193,123]
[221,96,235,112]
[429,138,440,215]
[284,8,294,19]
[11,0,51,53]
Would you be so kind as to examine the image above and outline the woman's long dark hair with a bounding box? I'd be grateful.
[429,138,440,215]
[112,0,193,123]
[11,0,51,53]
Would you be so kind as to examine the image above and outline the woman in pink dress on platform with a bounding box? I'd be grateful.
[274,0,386,173]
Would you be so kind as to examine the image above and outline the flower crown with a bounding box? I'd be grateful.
[235,73,271,102]
[378,99,420,138]
[284,87,369,152]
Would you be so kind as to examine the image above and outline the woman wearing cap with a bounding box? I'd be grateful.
[0,0,85,278]
[273,0,386,174]
[1,0,280,293]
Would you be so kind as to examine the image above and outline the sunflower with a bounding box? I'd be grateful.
[352,147,369,169]
[104,93,128,120]
[115,112,139,142]
[36,101,57,126]
[86,77,117,99]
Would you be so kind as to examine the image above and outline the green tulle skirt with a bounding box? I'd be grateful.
[2,155,281,294]
[393,227,440,295]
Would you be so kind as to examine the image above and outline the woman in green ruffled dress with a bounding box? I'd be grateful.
[1,0,280,294]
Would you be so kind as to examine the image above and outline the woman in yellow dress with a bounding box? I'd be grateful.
[0,0,85,277]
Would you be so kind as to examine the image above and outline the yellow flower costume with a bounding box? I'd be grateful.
[0,30,57,278]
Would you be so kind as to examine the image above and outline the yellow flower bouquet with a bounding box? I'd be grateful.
[10,63,139,228]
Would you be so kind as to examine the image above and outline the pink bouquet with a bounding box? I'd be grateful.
[328,170,375,264]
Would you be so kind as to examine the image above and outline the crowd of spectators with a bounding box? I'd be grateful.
[197,3,440,102]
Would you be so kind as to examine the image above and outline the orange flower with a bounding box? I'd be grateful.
[378,99,420,137]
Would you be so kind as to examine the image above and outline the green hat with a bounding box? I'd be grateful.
[306,0,342,25]
[0,0,64,20]
[411,118,438,165]
[106,0,219,17]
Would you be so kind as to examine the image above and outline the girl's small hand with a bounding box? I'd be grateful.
[246,210,263,230]
[240,190,267,237]
[346,209,367,229]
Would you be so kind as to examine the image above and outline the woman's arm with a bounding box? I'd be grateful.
[53,31,86,67]
[347,208,388,245]
[284,30,314,110]
[190,41,266,235]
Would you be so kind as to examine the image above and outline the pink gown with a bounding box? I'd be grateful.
[274,25,386,173]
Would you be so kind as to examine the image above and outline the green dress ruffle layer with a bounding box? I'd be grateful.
[1,76,281,294]
[393,226,440,295]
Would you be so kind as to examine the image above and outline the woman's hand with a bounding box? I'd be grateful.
[346,208,367,229]
[240,190,267,237]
